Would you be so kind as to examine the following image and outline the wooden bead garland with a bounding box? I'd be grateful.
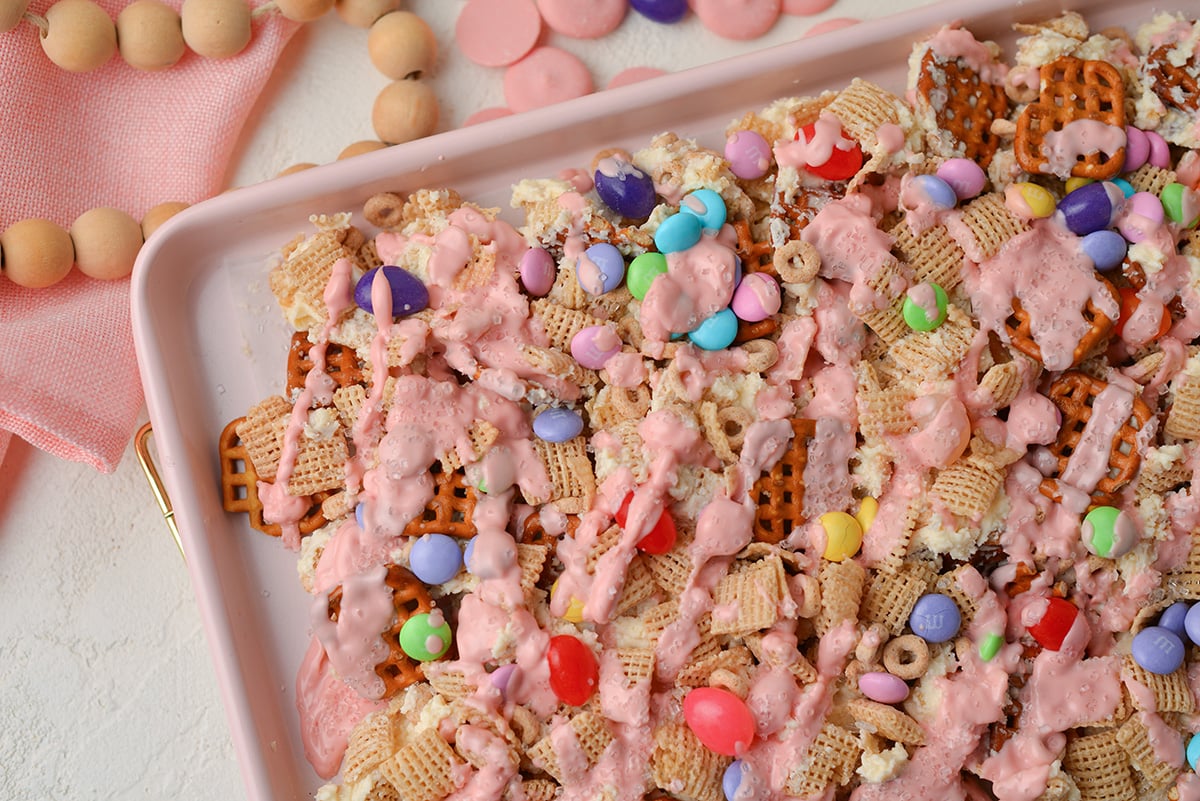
[1,0,441,289]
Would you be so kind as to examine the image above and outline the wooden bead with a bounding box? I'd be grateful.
[181,0,251,59]
[372,79,438,145]
[277,163,317,177]
[141,201,190,239]
[70,207,143,280]
[1,219,74,289]
[40,0,116,72]
[368,11,436,80]
[0,0,32,33]
[274,0,333,22]
[117,0,185,71]
[338,140,388,160]
[334,0,396,29]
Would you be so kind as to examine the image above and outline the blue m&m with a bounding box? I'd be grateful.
[655,212,703,254]
[1079,229,1127,273]
[688,307,738,351]
[679,189,727,231]
[909,593,961,643]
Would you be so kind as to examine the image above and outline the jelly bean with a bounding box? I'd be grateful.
[1079,229,1127,273]
[1124,126,1149,173]
[689,308,739,351]
[858,671,909,704]
[683,687,756,756]
[909,593,961,643]
[533,407,584,442]
[936,158,986,200]
[354,265,429,317]
[1189,732,1200,771]
[1111,178,1135,198]
[627,251,669,300]
[547,634,599,706]
[631,0,687,23]
[1027,597,1078,651]
[723,760,746,801]
[490,664,518,698]
[1158,601,1191,638]
[1131,626,1185,675]
[902,281,948,332]
[1146,130,1171,169]
[519,247,556,297]
[1118,191,1165,243]
[725,130,773,180]
[1065,176,1094,195]
[1162,182,1200,228]
[730,272,781,322]
[1115,286,1172,341]
[1010,182,1057,219]
[855,497,878,533]
[655,212,703,253]
[1185,603,1200,646]
[577,242,626,295]
[571,324,622,369]
[399,611,452,661]
[911,174,958,210]
[614,491,678,554]
[1057,181,1123,235]
[819,511,862,562]
[798,121,863,181]
[978,632,1004,662]
[1081,505,1138,559]
[680,188,727,231]
[408,533,463,585]
[551,579,585,623]
[594,158,657,219]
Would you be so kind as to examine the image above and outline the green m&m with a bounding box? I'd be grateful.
[902,281,948,332]
[1081,505,1139,559]
[627,252,668,300]
[1161,182,1200,229]
[399,610,452,661]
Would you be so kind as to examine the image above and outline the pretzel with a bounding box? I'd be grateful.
[1146,44,1200,113]
[1004,275,1119,368]
[403,463,479,539]
[286,331,365,395]
[750,417,817,543]
[915,48,1009,167]
[1014,57,1126,180]
[731,219,774,278]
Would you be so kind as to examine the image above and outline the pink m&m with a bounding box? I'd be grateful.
[683,686,755,756]
[1118,192,1165,243]
[1124,126,1149,173]
[519,247,556,296]
[725,130,773,180]
[571,324,622,369]
[936,158,987,200]
[858,671,909,704]
[1146,130,1171,169]
[730,272,781,322]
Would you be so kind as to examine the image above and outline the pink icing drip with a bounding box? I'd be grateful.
[310,563,396,700]
[1040,120,1127,180]
[925,26,1008,84]
[639,229,739,342]
[774,111,854,170]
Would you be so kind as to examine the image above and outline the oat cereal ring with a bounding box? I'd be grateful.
[772,239,820,284]
[363,191,406,229]
[882,634,931,680]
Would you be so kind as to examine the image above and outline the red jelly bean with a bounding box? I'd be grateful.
[1114,286,1171,340]
[546,634,599,706]
[615,492,678,555]
[683,687,756,756]
[797,121,863,181]
[1027,597,1079,651]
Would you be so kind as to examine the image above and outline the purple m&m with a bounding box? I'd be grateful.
[725,130,773,180]
[936,158,987,200]
[858,671,909,704]
[1057,181,1124,236]
[519,247,556,297]
[533,407,584,442]
[1079,229,1127,273]
[354,265,429,317]
[631,0,687,24]
[1131,626,1185,675]
[409,533,463,585]
[731,272,781,322]
[1158,601,1191,638]
[594,157,657,220]
[489,664,518,698]
[723,760,746,800]
[909,593,961,643]
[577,243,626,295]
[571,324,622,369]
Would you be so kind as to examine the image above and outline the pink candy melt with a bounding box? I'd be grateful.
[692,0,781,40]
[504,47,595,112]
[607,66,667,89]
[535,0,627,39]
[455,0,542,67]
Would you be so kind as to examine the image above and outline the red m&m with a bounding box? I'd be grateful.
[796,120,862,181]
[1027,597,1078,651]
[683,686,755,756]
[546,634,599,706]
[615,492,678,554]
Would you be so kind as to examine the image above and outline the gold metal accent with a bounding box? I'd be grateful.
[134,422,185,561]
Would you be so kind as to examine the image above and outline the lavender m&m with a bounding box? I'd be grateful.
[354,265,429,317]
[533,407,584,442]
[1057,181,1124,236]
[858,671,909,704]
[490,663,518,698]
[1185,602,1200,646]
[1124,126,1149,173]
[571,324,622,369]
[464,536,477,574]
[910,174,958,210]
[1158,601,1191,638]
[725,130,772,180]
[631,0,687,24]
[409,533,463,585]
[1080,229,1127,273]
[730,272,781,322]
[1131,626,1185,675]
[680,188,727,231]
[909,593,961,643]
[1118,192,1165,243]
[655,211,703,254]
[577,242,626,295]
[519,247,556,296]
[936,157,987,200]
[594,157,657,219]
[723,760,746,801]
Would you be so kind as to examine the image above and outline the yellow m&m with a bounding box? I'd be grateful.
[820,511,863,562]
[1012,182,1056,218]
[551,579,585,623]
[855,497,878,533]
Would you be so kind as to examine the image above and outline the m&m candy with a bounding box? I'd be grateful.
[689,307,739,351]
[679,189,727,231]
[614,492,678,554]
[1130,626,1185,675]
[399,611,452,661]
[683,686,755,756]
[723,760,747,800]
[909,593,961,643]
[1158,601,1190,638]
[819,511,863,562]
[730,272,781,323]
[593,157,656,219]
[1081,505,1138,559]
[627,251,669,300]
[1079,229,1127,273]
[909,174,958,210]
[1162,182,1200,228]
[858,671,909,704]
[408,533,463,585]
[796,120,862,181]
[1188,732,1200,771]
[1124,125,1149,173]
[936,158,986,200]
[547,634,599,706]
[655,212,703,254]
[519,247,556,297]
[1057,181,1123,235]
[1118,192,1165,243]
[577,242,626,295]
[630,0,687,24]
[571,325,622,369]
[1184,602,1200,646]
[354,265,429,317]
[725,130,772,180]
[902,281,948,332]
[1008,182,1056,219]
[533,407,584,442]
[1027,597,1078,651]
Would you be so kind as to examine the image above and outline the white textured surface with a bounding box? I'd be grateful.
[0,1,934,799]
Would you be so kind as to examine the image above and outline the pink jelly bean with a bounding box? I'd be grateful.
[725,130,772,180]
[519,247,556,296]
[571,324,622,369]
[936,158,987,200]
[1118,191,1165,243]
[730,272,781,322]
[1146,130,1171,169]
[858,671,910,704]
[1124,126,1149,173]
[683,687,756,756]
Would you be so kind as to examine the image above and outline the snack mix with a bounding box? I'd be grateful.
[220,11,1200,801]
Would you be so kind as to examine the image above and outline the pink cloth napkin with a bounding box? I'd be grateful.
[0,0,298,471]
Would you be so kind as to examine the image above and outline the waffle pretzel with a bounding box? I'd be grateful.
[1038,371,1153,506]
[1014,57,1126,180]
[732,219,775,278]
[1147,44,1200,113]
[286,331,364,396]
[325,564,433,698]
[1005,276,1119,368]
[915,48,1009,167]
[751,417,817,543]
[403,462,479,539]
